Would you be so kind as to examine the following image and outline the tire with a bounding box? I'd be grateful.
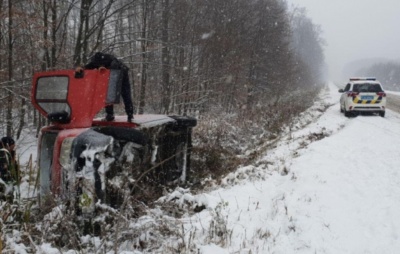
[379,111,385,117]
[344,109,352,117]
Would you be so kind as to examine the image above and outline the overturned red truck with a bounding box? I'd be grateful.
[32,68,196,214]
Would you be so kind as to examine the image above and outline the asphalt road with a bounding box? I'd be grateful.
[387,94,400,113]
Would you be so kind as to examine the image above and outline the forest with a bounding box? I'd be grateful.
[0,0,324,138]
[0,0,326,252]
[357,61,400,91]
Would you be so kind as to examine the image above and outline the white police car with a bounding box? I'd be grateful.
[339,77,386,117]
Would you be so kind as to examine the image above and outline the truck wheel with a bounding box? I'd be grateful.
[379,111,385,117]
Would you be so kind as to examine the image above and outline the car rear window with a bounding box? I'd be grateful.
[353,83,383,93]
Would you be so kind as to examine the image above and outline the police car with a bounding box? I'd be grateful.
[339,77,386,117]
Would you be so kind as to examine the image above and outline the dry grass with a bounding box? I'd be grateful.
[190,86,321,188]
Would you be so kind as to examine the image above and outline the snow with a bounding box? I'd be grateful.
[183,83,400,253]
[124,114,176,129]
[11,82,400,253]
[201,32,214,39]
[133,114,175,129]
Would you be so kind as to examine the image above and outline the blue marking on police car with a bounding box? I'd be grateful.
[361,96,374,100]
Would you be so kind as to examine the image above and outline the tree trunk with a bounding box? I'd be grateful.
[161,0,170,114]
[183,30,197,116]
[73,0,93,66]
[128,3,136,113]
[16,98,26,140]
[6,0,13,137]
[50,0,57,68]
[16,62,27,139]
[42,0,49,69]
[138,0,148,114]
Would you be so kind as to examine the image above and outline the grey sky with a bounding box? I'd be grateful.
[286,0,400,81]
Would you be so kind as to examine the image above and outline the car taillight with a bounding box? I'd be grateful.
[377,92,386,97]
[347,92,359,97]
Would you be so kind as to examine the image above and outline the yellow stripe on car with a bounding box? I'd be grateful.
[353,97,382,104]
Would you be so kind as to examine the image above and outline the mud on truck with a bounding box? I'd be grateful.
[32,68,196,219]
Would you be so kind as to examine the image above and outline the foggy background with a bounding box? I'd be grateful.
[286,0,400,85]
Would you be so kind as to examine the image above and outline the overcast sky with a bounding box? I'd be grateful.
[285,0,400,81]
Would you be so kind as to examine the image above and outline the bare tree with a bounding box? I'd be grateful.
[73,0,94,65]
[290,8,325,85]
[137,0,149,114]
[6,0,13,137]
[160,0,170,114]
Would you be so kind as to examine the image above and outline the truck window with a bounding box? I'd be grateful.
[36,76,71,118]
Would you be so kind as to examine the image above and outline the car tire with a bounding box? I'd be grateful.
[344,109,352,117]
[379,111,385,117]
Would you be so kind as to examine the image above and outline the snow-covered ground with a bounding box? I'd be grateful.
[12,83,400,253]
[179,83,400,253]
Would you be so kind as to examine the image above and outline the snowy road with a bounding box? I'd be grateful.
[190,83,400,253]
